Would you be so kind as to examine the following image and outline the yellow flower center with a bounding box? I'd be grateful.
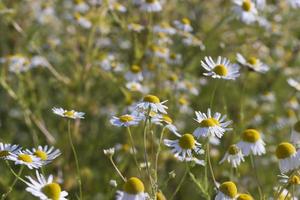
[162,115,173,124]
[146,0,156,3]
[294,121,300,132]
[123,177,145,194]
[289,175,300,185]
[18,154,32,163]
[130,65,141,73]
[276,142,296,159]
[63,110,75,118]
[242,0,251,11]
[213,64,228,76]
[181,18,191,25]
[237,194,253,200]
[179,97,188,105]
[228,145,239,155]
[219,181,238,198]
[119,115,134,123]
[242,129,260,143]
[0,150,9,158]
[156,192,166,200]
[42,183,61,200]
[179,134,196,149]
[168,74,178,82]
[247,57,258,65]
[199,118,219,127]
[34,150,48,161]
[169,53,177,60]
[143,95,160,103]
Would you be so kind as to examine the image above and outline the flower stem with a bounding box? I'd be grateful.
[126,127,141,174]
[250,154,264,200]
[206,142,218,187]
[109,156,126,182]
[1,165,24,200]
[68,120,83,200]
[169,163,189,200]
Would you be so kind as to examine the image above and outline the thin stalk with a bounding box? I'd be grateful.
[68,120,83,200]
[109,156,126,182]
[210,80,219,109]
[250,154,263,200]
[189,172,211,200]
[206,142,218,187]
[1,165,24,200]
[169,163,189,200]
[126,127,141,174]
[155,127,166,182]
[5,161,27,184]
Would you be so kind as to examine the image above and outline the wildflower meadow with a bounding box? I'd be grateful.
[1,0,300,199]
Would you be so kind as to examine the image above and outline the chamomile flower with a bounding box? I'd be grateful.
[128,23,145,33]
[193,109,232,139]
[201,56,240,80]
[25,171,68,200]
[109,2,127,13]
[173,18,193,32]
[151,114,179,134]
[6,54,31,73]
[153,22,176,35]
[287,78,300,91]
[236,53,269,73]
[237,129,266,156]
[8,151,42,169]
[26,146,61,165]
[219,144,245,168]
[52,107,85,119]
[275,142,300,173]
[215,181,238,200]
[110,114,141,127]
[126,82,148,93]
[125,65,143,82]
[135,95,168,114]
[74,13,92,29]
[0,143,21,159]
[116,177,148,200]
[164,132,203,161]
[287,0,300,8]
[181,33,205,50]
[166,53,182,65]
[237,193,254,200]
[74,0,90,13]
[233,0,258,24]
[140,0,162,12]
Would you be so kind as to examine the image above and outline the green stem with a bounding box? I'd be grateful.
[109,156,126,182]
[169,164,189,200]
[68,120,83,200]
[189,172,211,200]
[250,154,264,200]
[206,142,217,187]
[126,127,141,173]
[1,165,24,200]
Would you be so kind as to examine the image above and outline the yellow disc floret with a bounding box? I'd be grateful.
[143,95,160,103]
[124,177,145,194]
[34,150,48,161]
[18,154,32,163]
[242,0,251,11]
[247,57,258,65]
[119,115,134,123]
[228,145,240,155]
[213,64,228,76]
[276,142,296,159]
[289,175,300,185]
[0,150,9,158]
[146,0,156,3]
[42,183,61,200]
[63,110,75,118]
[156,192,166,200]
[237,194,253,200]
[130,65,141,73]
[219,181,238,198]
[179,134,196,149]
[199,118,219,127]
[181,18,191,25]
[162,115,173,124]
[242,129,260,143]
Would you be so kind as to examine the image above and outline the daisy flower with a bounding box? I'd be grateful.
[140,0,162,12]
[110,114,141,127]
[236,53,269,73]
[109,2,127,13]
[287,0,300,8]
[173,18,193,32]
[151,114,179,134]
[26,146,61,165]
[287,78,300,91]
[74,13,92,29]
[103,147,115,157]
[233,0,258,24]
[193,109,232,139]
[126,82,148,93]
[215,181,238,200]
[0,143,21,159]
[6,54,31,73]
[135,94,168,114]
[219,144,245,168]
[164,132,204,162]
[8,150,42,169]
[25,171,68,200]
[275,142,300,173]
[125,65,143,82]
[52,107,85,119]
[116,177,148,200]
[166,53,182,65]
[237,129,266,156]
[128,23,145,33]
[201,56,240,80]
[153,22,176,35]
[237,193,254,200]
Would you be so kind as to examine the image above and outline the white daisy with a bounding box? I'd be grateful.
[164,132,204,161]
[99,54,124,72]
[8,151,42,169]
[233,0,258,24]
[74,13,92,29]
[126,82,148,93]
[25,171,68,200]
[275,142,300,173]
[236,53,269,73]
[219,144,245,168]
[0,143,21,159]
[128,23,145,33]
[254,0,266,10]
[193,109,232,139]
[125,65,143,82]
[109,2,127,13]
[135,94,168,114]
[74,1,90,13]
[110,114,141,127]
[140,0,162,12]
[173,18,193,32]
[166,53,182,65]
[215,181,238,200]
[201,56,240,80]
[6,54,31,73]
[52,107,85,119]
[181,32,205,50]
[153,22,176,35]
[151,114,179,135]
[26,146,61,165]
[237,129,266,156]
[116,177,148,200]
[287,0,300,8]
[287,78,300,91]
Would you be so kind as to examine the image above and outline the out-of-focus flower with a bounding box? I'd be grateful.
[52,107,85,119]
[275,142,300,173]
[237,129,266,156]
[219,144,245,168]
[173,18,193,32]
[233,0,258,24]
[236,53,269,73]
[140,0,162,12]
